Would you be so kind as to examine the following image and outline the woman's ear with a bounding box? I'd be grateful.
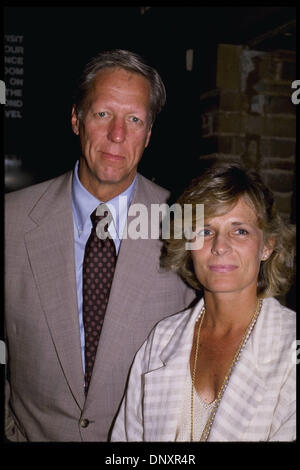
[262,238,275,261]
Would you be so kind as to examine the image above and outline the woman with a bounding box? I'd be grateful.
[111,162,296,442]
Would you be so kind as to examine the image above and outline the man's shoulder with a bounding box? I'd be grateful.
[5,170,72,209]
[135,173,170,204]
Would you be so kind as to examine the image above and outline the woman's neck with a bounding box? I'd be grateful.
[202,289,260,334]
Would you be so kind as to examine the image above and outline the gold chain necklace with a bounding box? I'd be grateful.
[190,299,263,442]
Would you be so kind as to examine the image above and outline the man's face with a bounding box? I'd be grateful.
[71,67,152,200]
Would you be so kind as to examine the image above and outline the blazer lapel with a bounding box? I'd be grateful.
[86,174,170,399]
[209,313,267,442]
[143,301,204,441]
[104,172,166,325]
[24,172,85,409]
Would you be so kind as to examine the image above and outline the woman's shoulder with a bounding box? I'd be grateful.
[262,297,296,329]
[255,297,296,361]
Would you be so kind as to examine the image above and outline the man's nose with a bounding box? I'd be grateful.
[107,117,126,143]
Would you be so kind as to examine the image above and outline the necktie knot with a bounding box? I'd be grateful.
[90,204,113,236]
[90,204,110,224]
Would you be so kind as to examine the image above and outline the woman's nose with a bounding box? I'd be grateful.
[211,234,231,255]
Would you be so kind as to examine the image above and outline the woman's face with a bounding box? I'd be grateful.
[191,197,272,297]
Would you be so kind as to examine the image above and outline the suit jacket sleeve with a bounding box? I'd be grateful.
[5,365,15,440]
[5,366,27,441]
[5,328,28,442]
[4,382,26,441]
[4,322,25,441]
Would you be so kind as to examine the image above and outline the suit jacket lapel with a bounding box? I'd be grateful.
[105,172,165,324]
[24,172,85,409]
[86,174,169,400]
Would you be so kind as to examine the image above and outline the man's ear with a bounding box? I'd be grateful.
[145,125,152,149]
[71,105,80,135]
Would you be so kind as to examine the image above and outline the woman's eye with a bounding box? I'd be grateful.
[97,111,107,118]
[197,229,212,237]
[235,228,249,235]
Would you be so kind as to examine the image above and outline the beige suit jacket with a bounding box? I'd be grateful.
[5,170,195,441]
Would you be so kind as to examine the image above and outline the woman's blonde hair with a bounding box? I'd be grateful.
[162,161,295,298]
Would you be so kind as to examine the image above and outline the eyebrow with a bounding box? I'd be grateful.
[204,221,252,227]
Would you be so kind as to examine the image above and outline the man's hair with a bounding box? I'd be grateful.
[162,161,296,298]
[73,49,166,127]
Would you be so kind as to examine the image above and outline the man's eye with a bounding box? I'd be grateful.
[129,116,140,123]
[97,111,107,118]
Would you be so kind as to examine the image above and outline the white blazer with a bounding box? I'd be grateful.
[111,297,296,442]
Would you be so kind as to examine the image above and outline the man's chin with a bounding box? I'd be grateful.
[97,173,128,186]
[97,167,137,186]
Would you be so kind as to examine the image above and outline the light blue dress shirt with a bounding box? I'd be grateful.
[71,161,136,371]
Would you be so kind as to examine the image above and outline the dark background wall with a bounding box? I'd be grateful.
[4,7,296,188]
[3,6,296,307]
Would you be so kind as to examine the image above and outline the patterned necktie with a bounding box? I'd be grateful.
[82,203,117,394]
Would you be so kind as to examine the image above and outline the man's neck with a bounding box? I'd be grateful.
[78,166,137,202]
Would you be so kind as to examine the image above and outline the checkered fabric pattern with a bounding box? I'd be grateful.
[111,297,296,441]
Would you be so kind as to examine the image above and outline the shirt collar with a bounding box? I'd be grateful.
[71,160,136,234]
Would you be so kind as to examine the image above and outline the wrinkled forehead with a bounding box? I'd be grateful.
[81,66,152,117]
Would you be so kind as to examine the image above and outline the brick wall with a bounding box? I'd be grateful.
[198,43,296,222]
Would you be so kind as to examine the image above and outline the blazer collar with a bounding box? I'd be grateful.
[160,298,204,366]
[28,171,73,225]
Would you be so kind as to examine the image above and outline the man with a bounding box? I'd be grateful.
[5,49,195,441]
